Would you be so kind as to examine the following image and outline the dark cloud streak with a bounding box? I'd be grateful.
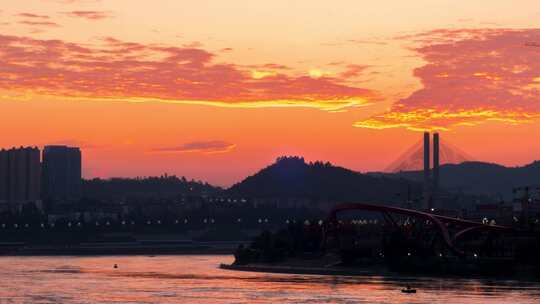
[153,141,236,154]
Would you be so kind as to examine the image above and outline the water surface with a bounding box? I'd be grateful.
[0,255,538,303]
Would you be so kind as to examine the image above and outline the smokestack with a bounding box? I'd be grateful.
[433,133,440,191]
[423,132,430,188]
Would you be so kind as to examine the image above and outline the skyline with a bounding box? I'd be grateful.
[1,1,540,186]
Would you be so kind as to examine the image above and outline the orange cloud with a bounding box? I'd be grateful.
[17,13,50,19]
[18,20,60,27]
[152,141,236,154]
[62,11,112,20]
[44,0,101,3]
[339,64,371,79]
[356,28,540,131]
[0,34,374,111]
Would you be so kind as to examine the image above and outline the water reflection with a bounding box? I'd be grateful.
[0,255,538,303]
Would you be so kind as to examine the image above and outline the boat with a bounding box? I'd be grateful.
[401,287,416,294]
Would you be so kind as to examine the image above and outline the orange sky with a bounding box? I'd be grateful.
[1,1,540,186]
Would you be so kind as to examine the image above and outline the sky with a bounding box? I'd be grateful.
[1,0,540,186]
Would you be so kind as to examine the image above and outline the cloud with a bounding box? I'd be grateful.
[355,28,540,131]
[339,64,371,79]
[0,34,374,111]
[347,39,388,46]
[44,0,101,3]
[17,13,50,19]
[153,141,236,154]
[321,38,388,47]
[62,11,112,20]
[18,20,60,27]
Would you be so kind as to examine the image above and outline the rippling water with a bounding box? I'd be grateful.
[0,255,539,303]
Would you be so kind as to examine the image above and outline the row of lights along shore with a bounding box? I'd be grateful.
[0,218,387,228]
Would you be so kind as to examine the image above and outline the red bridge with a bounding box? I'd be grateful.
[326,203,517,257]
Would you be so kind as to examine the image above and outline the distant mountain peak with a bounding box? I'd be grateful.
[227,155,422,203]
[275,156,305,164]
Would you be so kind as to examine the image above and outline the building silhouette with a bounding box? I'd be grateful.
[42,146,82,202]
[0,147,41,212]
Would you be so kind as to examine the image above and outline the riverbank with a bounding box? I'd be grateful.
[220,259,540,281]
[220,263,388,276]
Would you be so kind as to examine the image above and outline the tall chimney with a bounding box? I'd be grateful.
[433,133,440,191]
[423,132,430,188]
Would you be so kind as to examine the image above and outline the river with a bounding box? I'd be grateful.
[0,255,538,303]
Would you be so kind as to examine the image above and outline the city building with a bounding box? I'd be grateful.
[0,147,41,212]
[42,145,82,202]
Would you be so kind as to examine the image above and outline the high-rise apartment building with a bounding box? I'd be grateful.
[0,147,41,211]
[42,146,82,201]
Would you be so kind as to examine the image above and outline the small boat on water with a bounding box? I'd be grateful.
[401,286,416,293]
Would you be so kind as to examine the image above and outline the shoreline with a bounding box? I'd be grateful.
[220,263,540,282]
[219,263,386,276]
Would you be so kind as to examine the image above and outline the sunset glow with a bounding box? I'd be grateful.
[2,0,540,186]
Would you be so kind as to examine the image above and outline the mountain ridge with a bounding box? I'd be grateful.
[227,156,423,204]
[373,160,540,200]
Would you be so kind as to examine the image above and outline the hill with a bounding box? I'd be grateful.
[82,175,223,200]
[379,161,540,200]
[227,156,422,204]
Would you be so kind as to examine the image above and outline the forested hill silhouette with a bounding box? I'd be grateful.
[82,175,222,200]
[227,156,422,203]
[378,161,540,200]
